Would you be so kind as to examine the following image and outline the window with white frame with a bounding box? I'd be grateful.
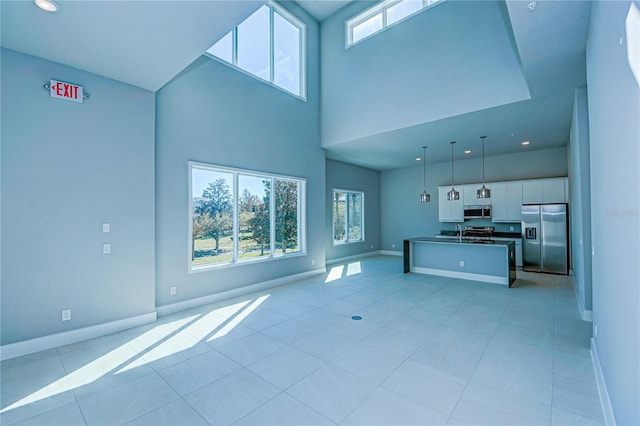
[346,0,443,47]
[206,2,306,99]
[190,162,306,271]
[333,189,364,244]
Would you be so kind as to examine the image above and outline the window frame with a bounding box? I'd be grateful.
[332,188,365,246]
[345,0,443,48]
[189,161,307,274]
[205,1,307,101]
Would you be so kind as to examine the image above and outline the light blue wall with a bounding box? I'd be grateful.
[320,0,529,147]
[380,147,568,250]
[154,4,324,308]
[568,86,592,315]
[325,159,380,262]
[0,48,156,345]
[587,2,640,424]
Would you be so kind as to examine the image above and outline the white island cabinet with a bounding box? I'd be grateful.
[438,186,464,222]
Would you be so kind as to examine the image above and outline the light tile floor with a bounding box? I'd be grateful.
[0,256,604,425]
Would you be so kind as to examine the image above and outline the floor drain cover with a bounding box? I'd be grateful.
[351,315,362,320]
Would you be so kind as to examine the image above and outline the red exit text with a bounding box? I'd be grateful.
[49,79,84,104]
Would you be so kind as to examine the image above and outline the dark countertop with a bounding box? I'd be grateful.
[438,231,521,239]
[492,232,522,238]
[407,237,515,247]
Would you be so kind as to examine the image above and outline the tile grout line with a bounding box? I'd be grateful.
[443,284,512,425]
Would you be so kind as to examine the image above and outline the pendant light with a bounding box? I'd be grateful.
[447,141,460,201]
[477,135,491,198]
[419,146,431,203]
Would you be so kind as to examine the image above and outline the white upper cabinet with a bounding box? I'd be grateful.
[463,184,491,205]
[438,186,464,222]
[491,181,522,222]
[522,177,567,204]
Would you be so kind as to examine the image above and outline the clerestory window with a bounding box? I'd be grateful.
[346,0,443,47]
[206,2,306,99]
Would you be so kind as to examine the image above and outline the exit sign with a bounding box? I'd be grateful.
[49,79,84,103]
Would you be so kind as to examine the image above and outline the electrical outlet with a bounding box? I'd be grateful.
[459,260,465,267]
[509,225,514,231]
[392,243,395,249]
[311,259,315,266]
[170,286,177,295]
[103,243,111,254]
[61,309,71,321]
[370,244,373,249]
[594,325,598,338]
[102,222,110,233]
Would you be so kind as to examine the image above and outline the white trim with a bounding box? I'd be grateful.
[332,188,365,246]
[591,338,617,425]
[380,250,403,256]
[571,275,593,321]
[0,312,157,361]
[156,268,326,317]
[188,161,307,274]
[205,1,307,101]
[326,250,382,266]
[345,0,444,48]
[411,266,508,285]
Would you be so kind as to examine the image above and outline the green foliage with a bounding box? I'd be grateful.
[192,177,300,264]
[195,178,233,250]
[275,180,298,253]
[249,180,271,255]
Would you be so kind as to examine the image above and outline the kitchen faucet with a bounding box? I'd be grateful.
[455,224,462,243]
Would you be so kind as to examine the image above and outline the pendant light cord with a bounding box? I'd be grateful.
[450,141,455,187]
[422,146,427,189]
[481,136,486,184]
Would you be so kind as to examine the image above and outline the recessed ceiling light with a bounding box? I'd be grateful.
[527,1,537,12]
[416,157,421,161]
[35,0,59,12]
[522,141,531,146]
[464,150,472,154]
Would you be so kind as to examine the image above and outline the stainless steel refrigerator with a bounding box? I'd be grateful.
[521,204,569,274]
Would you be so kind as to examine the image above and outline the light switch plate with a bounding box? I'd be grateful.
[62,309,71,321]
[102,223,110,233]
[103,243,111,254]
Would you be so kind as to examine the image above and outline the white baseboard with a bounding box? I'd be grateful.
[0,312,157,361]
[591,338,617,425]
[570,275,593,321]
[326,250,382,266]
[411,266,508,285]
[156,268,326,317]
[379,250,402,256]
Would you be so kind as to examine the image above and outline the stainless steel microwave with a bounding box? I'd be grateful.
[464,205,492,219]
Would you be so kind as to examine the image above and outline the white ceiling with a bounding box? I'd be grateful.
[0,0,592,171]
[295,0,362,21]
[0,0,265,91]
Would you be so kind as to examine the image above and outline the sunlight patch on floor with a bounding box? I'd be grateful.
[207,295,269,342]
[0,296,269,414]
[325,265,344,283]
[0,316,195,414]
[346,261,362,276]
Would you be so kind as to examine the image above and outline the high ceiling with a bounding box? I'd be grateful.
[0,0,592,171]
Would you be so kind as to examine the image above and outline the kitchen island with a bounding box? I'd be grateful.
[403,237,516,287]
